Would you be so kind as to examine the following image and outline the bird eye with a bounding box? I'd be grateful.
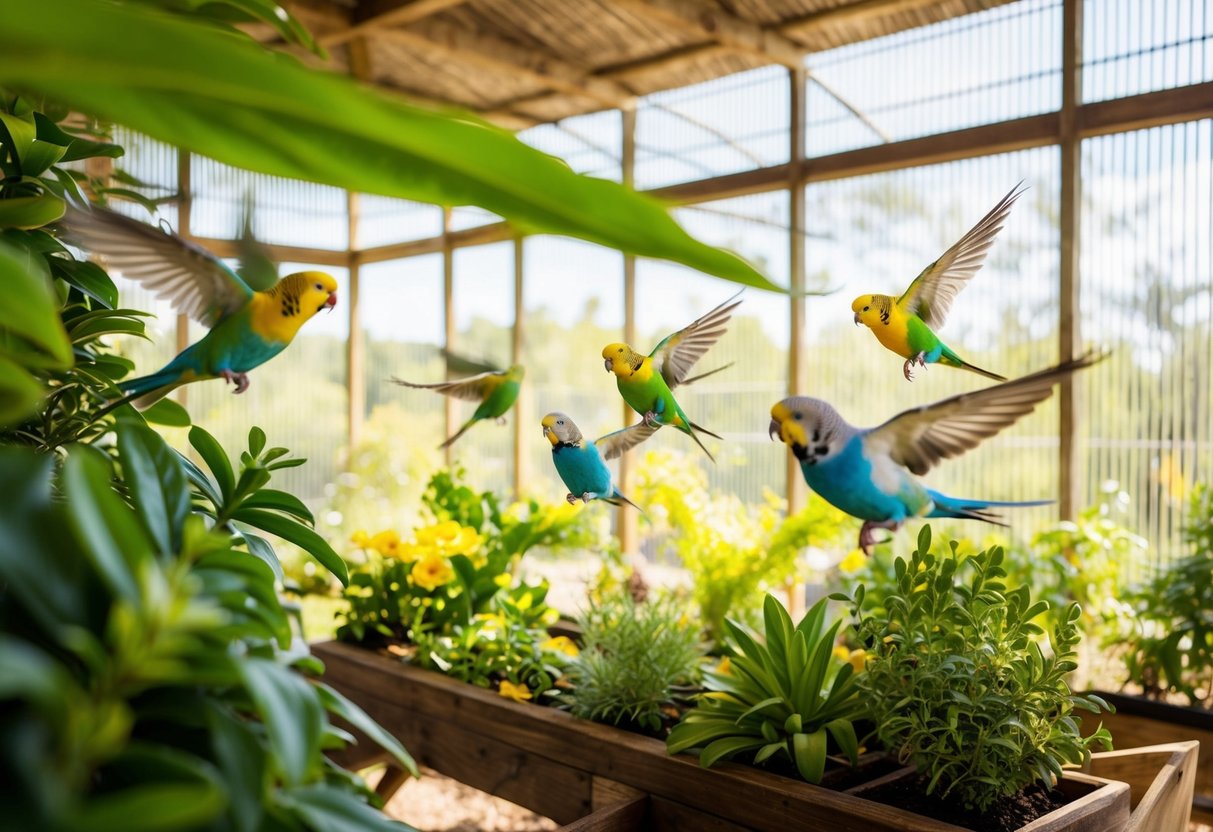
[793,413,802,421]
[314,282,324,291]
[557,420,564,425]
[863,305,870,312]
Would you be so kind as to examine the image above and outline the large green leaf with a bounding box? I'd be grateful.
[239,659,324,788]
[232,507,348,586]
[0,0,780,291]
[117,418,190,554]
[279,783,415,832]
[0,242,72,367]
[0,353,44,427]
[315,683,418,777]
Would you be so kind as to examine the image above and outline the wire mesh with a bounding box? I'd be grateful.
[519,110,623,181]
[356,196,444,249]
[803,149,1062,545]
[635,66,790,190]
[1083,0,1213,103]
[805,0,1062,158]
[1080,120,1213,571]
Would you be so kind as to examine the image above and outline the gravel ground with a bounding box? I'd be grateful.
[379,767,557,832]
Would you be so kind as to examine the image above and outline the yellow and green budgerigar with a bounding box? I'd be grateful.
[61,204,337,407]
[392,352,524,449]
[601,290,741,462]
[851,183,1025,382]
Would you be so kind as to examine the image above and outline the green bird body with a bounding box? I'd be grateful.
[393,360,524,449]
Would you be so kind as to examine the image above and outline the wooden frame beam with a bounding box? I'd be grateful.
[512,237,525,500]
[618,105,638,558]
[613,0,804,68]
[1058,0,1083,520]
[318,0,470,48]
[347,192,366,450]
[190,235,350,267]
[442,207,456,469]
[786,66,806,517]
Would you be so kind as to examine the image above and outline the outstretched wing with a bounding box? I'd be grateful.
[61,204,253,327]
[595,422,660,461]
[865,352,1103,476]
[441,348,502,376]
[649,290,742,389]
[390,370,500,403]
[896,183,1025,329]
[234,193,279,292]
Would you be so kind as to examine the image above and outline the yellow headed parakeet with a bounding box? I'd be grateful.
[851,183,1026,381]
[62,204,337,407]
[602,290,741,462]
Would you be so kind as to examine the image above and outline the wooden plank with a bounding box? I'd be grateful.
[358,221,513,263]
[591,776,645,811]
[1057,0,1082,520]
[512,236,525,500]
[317,0,470,48]
[786,65,806,516]
[315,642,1128,832]
[1079,80,1213,138]
[648,796,753,832]
[612,0,803,68]
[1019,772,1129,832]
[557,797,648,832]
[1086,743,1198,832]
[346,192,365,449]
[1079,708,1213,802]
[375,763,412,802]
[618,105,638,558]
[175,148,192,408]
[442,207,455,469]
[190,235,350,267]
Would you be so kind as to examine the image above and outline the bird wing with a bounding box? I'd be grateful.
[61,204,253,327]
[234,193,279,292]
[896,183,1025,329]
[390,370,501,403]
[441,348,502,376]
[865,352,1102,476]
[649,290,743,389]
[595,422,660,461]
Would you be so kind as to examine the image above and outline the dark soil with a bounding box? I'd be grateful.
[858,774,1068,832]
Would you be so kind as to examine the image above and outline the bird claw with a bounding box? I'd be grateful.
[220,370,250,394]
[858,519,900,554]
[496,416,507,426]
[565,493,578,505]
[902,353,927,382]
[581,493,593,504]
[642,411,661,428]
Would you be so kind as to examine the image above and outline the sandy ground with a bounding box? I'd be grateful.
[376,767,557,832]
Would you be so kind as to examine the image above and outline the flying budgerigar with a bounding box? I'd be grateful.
[851,183,1026,382]
[601,290,741,462]
[61,204,337,407]
[541,412,657,511]
[769,353,1102,553]
[393,352,524,449]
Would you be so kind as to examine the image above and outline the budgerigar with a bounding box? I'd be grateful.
[541,412,656,511]
[602,291,741,462]
[769,353,1101,553]
[62,204,337,407]
[393,354,524,449]
[852,183,1026,382]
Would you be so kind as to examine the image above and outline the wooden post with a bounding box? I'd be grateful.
[175,148,192,407]
[618,104,638,557]
[512,236,525,499]
[346,191,365,451]
[787,64,808,517]
[442,207,456,469]
[1058,0,1083,519]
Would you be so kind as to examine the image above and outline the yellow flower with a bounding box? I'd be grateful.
[540,636,580,658]
[411,552,455,590]
[393,542,431,563]
[350,529,370,548]
[845,648,867,674]
[715,656,732,675]
[838,549,867,573]
[497,680,532,703]
[415,520,482,556]
[369,530,402,558]
[832,645,851,663]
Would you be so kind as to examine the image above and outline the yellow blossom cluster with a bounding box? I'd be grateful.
[350,520,482,592]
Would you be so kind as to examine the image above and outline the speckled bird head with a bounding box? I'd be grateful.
[769,396,849,465]
[851,294,893,330]
[541,412,582,446]
[274,271,338,319]
[601,343,644,377]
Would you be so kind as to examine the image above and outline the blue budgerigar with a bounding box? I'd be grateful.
[541,412,657,511]
[769,354,1102,552]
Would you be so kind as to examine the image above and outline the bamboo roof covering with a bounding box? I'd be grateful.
[266,0,1018,129]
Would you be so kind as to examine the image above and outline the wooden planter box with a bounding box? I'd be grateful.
[1085,742,1200,832]
[1080,691,1213,824]
[315,641,1130,832]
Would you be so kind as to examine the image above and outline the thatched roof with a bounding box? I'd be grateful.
[268,0,1017,129]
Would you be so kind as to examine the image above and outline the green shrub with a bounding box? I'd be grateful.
[565,592,703,733]
[666,595,863,784]
[842,526,1112,812]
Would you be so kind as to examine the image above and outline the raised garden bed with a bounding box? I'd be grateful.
[315,641,1131,832]
[1080,691,1213,824]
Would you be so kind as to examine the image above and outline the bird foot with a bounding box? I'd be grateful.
[902,353,927,382]
[565,493,578,505]
[858,519,901,554]
[581,492,593,504]
[496,416,507,426]
[642,411,661,428]
[220,370,250,394]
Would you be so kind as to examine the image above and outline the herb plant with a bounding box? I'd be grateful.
[842,526,1113,812]
[666,595,863,783]
[1121,484,1213,708]
[565,591,703,733]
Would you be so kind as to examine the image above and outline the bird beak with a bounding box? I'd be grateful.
[542,425,552,439]
[853,312,861,326]
[603,358,612,372]
[325,292,338,311]
[769,418,781,443]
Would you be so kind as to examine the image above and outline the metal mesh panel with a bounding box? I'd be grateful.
[636,66,790,189]
[519,110,623,181]
[1081,120,1213,569]
[806,0,1062,158]
[356,196,444,249]
[1083,0,1213,103]
[803,149,1062,543]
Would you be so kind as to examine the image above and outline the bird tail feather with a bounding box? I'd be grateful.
[928,493,1052,525]
[439,417,477,449]
[683,422,717,463]
[680,362,734,387]
[689,420,722,440]
[605,488,645,514]
[118,369,185,410]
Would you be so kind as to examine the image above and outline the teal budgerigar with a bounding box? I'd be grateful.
[393,353,524,449]
[851,183,1026,382]
[541,412,657,511]
[61,204,337,407]
[769,353,1102,552]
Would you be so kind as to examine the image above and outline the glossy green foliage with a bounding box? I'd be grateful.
[565,591,703,734]
[1121,484,1213,708]
[842,526,1113,812]
[667,595,863,784]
